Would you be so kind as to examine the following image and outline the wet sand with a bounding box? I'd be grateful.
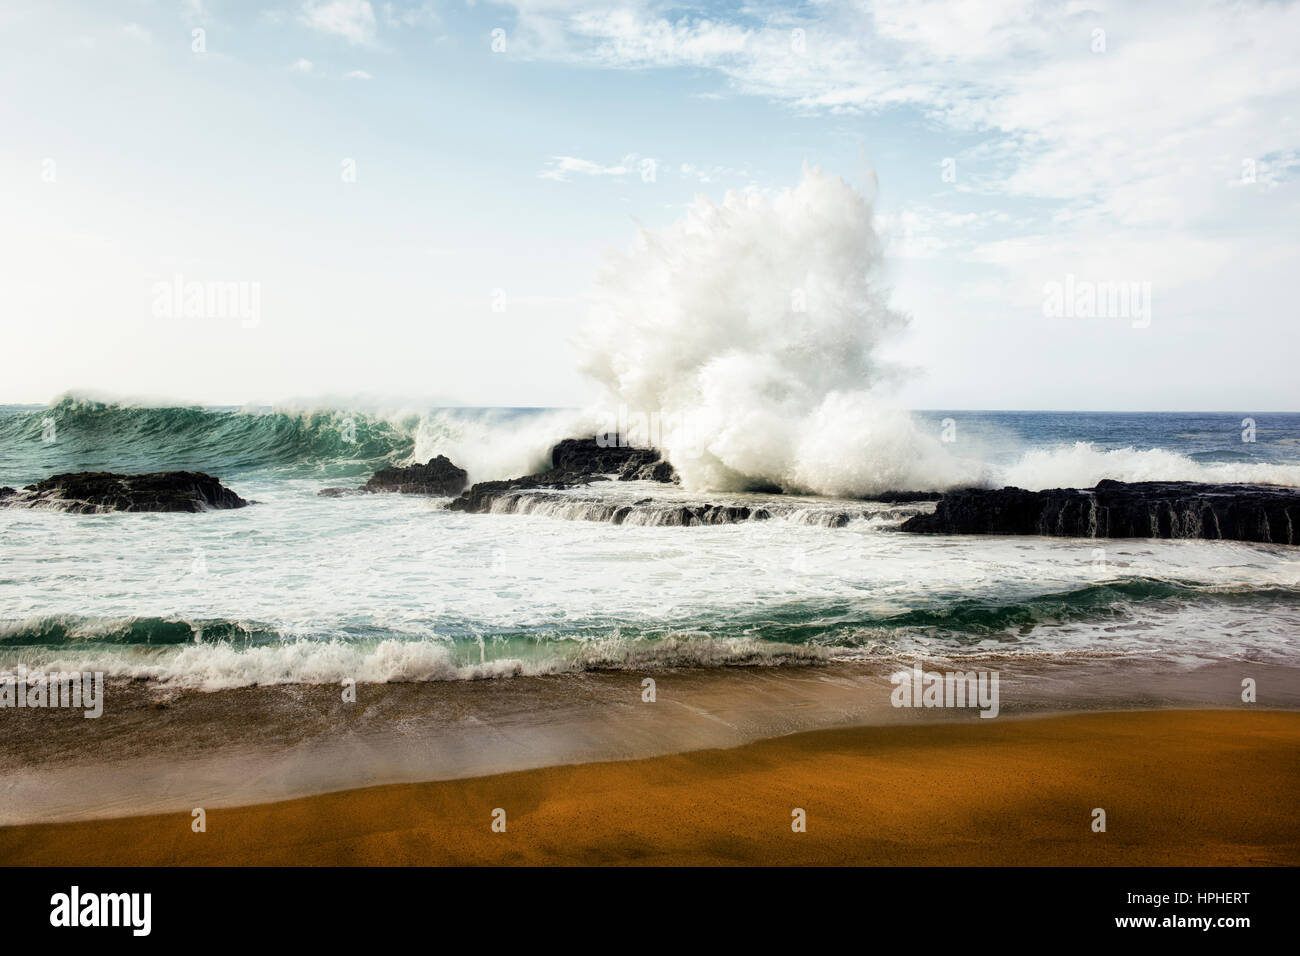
[3,659,1294,825]
[3,710,1297,866]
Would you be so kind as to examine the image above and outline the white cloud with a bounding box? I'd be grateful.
[345,69,373,79]
[291,58,314,73]
[497,0,1300,332]
[381,2,440,28]
[538,155,637,181]
[538,153,746,184]
[676,161,747,184]
[494,2,1300,210]
[301,0,378,46]
[120,23,151,41]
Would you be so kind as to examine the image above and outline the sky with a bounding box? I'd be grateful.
[0,0,1297,411]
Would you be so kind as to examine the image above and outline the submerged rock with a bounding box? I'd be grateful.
[1,472,249,514]
[899,479,1300,544]
[316,487,369,498]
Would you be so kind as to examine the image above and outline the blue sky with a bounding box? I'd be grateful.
[1,0,1298,410]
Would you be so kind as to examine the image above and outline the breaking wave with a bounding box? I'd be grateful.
[5,579,1297,688]
[999,442,1300,490]
[0,396,576,485]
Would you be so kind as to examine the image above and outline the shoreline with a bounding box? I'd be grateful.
[3,709,1297,866]
[4,658,1296,826]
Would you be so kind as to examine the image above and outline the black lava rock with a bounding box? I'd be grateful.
[362,455,468,497]
[872,490,945,503]
[446,475,562,513]
[446,438,678,514]
[899,480,1300,544]
[1,472,249,514]
[551,438,674,481]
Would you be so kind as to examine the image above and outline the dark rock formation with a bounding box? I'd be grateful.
[606,502,770,526]
[450,485,774,525]
[0,472,249,514]
[446,437,678,513]
[550,438,677,483]
[673,504,771,525]
[606,502,773,525]
[618,458,677,483]
[363,455,467,496]
[446,475,560,513]
[872,490,944,503]
[318,455,468,498]
[899,479,1300,544]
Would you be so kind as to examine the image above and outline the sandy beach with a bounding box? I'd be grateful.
[4,709,1296,866]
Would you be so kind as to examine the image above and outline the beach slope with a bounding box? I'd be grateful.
[2,710,1295,866]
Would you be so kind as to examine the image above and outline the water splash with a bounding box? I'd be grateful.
[577,167,979,496]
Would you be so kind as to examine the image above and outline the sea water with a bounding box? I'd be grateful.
[2,399,1298,691]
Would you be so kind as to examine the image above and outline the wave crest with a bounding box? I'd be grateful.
[1000,442,1300,490]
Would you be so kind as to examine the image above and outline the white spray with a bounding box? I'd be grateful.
[576,167,979,496]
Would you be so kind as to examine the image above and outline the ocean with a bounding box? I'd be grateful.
[2,398,1299,692]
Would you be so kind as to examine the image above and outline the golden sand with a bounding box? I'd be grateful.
[2,710,1296,866]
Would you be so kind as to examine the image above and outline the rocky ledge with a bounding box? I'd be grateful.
[0,472,250,514]
[447,438,677,514]
[319,454,468,498]
[899,479,1300,544]
[464,488,773,525]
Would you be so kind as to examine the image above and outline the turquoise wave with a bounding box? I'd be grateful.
[0,397,415,482]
